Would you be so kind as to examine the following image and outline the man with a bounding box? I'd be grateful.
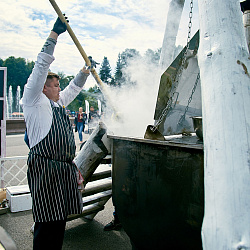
[21,17,89,249]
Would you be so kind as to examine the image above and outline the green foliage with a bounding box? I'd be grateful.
[2,44,165,113]
[89,85,101,94]
[119,48,141,86]
[64,83,103,112]
[58,72,98,112]
[57,71,74,90]
[87,85,103,110]
[2,56,35,97]
[99,57,112,84]
[113,49,140,87]
[110,76,116,86]
[67,88,102,112]
[144,48,161,65]
[67,91,86,112]
[120,48,140,67]
[114,53,123,86]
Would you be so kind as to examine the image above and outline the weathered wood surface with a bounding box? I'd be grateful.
[67,204,105,221]
[82,181,112,198]
[198,0,250,249]
[159,0,185,70]
[242,3,250,52]
[89,170,111,182]
[73,122,109,186]
[81,190,112,207]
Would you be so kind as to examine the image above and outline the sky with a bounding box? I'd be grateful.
[0,0,200,89]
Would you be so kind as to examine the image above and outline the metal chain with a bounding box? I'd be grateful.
[177,72,200,126]
[153,0,194,132]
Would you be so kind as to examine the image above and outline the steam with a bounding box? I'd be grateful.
[102,57,162,138]
[98,0,186,138]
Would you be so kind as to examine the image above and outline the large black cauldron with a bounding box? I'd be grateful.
[109,135,204,250]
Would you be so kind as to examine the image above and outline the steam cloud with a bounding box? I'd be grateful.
[102,57,162,138]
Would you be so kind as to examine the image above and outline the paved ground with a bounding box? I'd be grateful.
[5,129,90,157]
[0,199,131,250]
[1,129,132,250]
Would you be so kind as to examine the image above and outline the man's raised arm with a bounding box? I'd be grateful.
[21,17,67,105]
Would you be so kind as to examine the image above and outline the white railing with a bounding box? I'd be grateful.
[0,156,28,188]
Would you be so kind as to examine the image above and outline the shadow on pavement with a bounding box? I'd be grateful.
[64,218,131,250]
[0,201,131,250]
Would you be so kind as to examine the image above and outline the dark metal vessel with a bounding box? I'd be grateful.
[109,134,204,250]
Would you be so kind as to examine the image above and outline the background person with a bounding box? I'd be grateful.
[21,16,89,250]
[77,107,87,143]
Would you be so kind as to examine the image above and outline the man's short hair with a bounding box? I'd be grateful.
[45,72,60,86]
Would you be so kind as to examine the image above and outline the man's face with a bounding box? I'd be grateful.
[43,78,61,102]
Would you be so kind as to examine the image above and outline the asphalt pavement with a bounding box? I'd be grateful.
[0,200,131,250]
[5,130,89,157]
[1,131,132,250]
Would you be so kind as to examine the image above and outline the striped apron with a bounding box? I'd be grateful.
[27,104,83,222]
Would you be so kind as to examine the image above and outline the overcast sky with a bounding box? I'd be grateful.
[0,0,200,88]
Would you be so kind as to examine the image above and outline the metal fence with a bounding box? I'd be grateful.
[0,156,28,188]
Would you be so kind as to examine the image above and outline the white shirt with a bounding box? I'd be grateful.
[21,52,88,149]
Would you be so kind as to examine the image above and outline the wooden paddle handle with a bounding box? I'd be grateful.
[49,0,119,116]
[49,0,91,66]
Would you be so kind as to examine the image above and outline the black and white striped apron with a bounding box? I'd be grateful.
[27,104,83,222]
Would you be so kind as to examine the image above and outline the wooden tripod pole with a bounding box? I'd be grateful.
[198,0,250,249]
[49,0,118,115]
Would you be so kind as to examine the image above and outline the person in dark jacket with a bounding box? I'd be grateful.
[76,107,87,143]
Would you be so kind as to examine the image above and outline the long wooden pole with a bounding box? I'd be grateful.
[198,0,250,249]
[49,0,118,115]
[49,0,90,65]
[159,0,185,71]
[243,9,250,52]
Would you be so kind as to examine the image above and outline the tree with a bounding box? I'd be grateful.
[120,48,141,86]
[113,49,141,86]
[57,71,74,90]
[88,85,101,94]
[88,85,103,109]
[144,48,161,65]
[67,91,86,112]
[56,71,98,113]
[2,56,35,110]
[110,76,116,86]
[99,57,111,83]
[99,57,112,84]
[66,86,102,113]
[3,57,29,94]
[114,53,123,86]
[26,60,35,74]
[120,48,140,67]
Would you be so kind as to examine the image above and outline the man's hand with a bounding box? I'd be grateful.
[86,56,100,69]
[52,16,68,35]
[81,66,90,74]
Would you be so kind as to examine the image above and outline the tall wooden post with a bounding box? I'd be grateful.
[159,0,185,70]
[241,2,250,52]
[198,0,250,249]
